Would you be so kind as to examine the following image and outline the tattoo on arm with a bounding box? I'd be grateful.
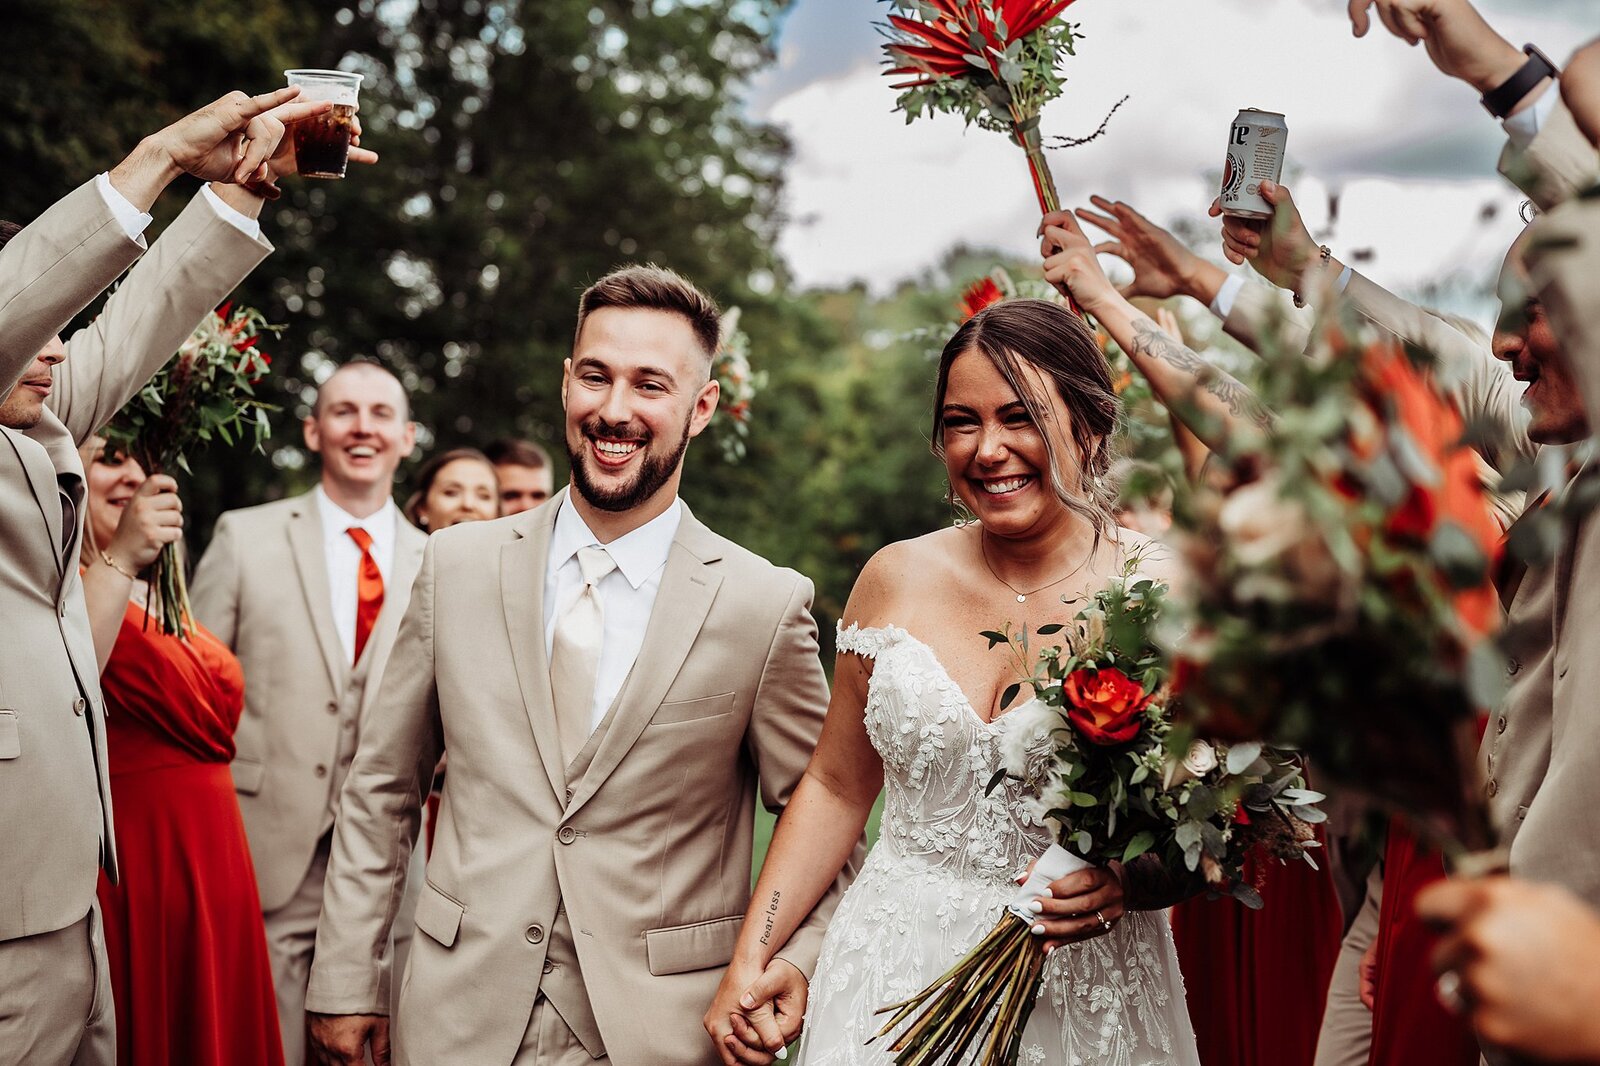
[759,890,782,946]
[1128,320,1274,430]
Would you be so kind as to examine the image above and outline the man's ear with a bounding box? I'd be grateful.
[303,415,322,453]
[399,421,418,460]
[560,358,572,412]
[687,379,720,439]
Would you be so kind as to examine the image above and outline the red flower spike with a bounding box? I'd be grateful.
[959,277,1005,321]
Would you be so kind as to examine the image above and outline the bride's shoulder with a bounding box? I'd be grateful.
[842,529,966,629]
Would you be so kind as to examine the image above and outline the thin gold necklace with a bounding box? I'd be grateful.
[979,528,1094,604]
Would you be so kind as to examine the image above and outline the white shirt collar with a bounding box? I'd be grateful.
[548,494,682,590]
[315,484,398,549]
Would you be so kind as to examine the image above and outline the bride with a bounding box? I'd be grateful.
[707,283,1202,1064]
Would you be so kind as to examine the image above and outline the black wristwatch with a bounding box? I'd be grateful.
[1482,44,1556,119]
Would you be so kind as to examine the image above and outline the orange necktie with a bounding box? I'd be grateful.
[347,527,384,664]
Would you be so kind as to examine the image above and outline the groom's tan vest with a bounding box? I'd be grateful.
[307,492,860,1064]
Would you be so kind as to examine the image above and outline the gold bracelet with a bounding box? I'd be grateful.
[98,549,138,580]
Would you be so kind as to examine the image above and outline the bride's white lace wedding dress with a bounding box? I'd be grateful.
[796,623,1199,1066]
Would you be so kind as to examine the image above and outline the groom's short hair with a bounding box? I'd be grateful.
[576,264,722,360]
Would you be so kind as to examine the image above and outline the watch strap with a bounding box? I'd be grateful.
[1482,45,1556,120]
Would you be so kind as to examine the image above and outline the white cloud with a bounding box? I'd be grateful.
[757,0,1594,306]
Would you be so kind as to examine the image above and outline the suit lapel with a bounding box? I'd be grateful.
[287,496,346,690]
[565,511,724,818]
[3,428,67,575]
[501,498,567,802]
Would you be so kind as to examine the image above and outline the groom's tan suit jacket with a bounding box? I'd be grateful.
[0,182,271,944]
[191,492,427,911]
[306,491,857,1065]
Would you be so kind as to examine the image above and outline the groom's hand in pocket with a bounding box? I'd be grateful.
[308,1012,390,1066]
[1024,865,1127,950]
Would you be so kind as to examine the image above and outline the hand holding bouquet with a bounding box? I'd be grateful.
[102,303,277,636]
[871,560,1319,1065]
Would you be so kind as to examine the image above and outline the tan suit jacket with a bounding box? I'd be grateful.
[0,182,271,942]
[190,492,427,911]
[306,492,856,1065]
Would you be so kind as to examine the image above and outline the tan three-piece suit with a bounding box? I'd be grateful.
[0,180,270,1064]
[1220,94,1599,1066]
[306,490,854,1064]
[190,492,426,1062]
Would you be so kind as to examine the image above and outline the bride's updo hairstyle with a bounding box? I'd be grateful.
[932,299,1120,539]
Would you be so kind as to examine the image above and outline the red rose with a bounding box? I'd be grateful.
[1063,667,1150,746]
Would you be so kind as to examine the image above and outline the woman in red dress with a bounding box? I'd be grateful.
[77,436,283,1066]
[1170,829,1346,1066]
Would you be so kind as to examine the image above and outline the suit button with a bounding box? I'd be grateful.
[315,764,328,779]
[1507,658,1521,677]
[327,700,339,715]
[557,826,577,845]
[564,788,574,804]
[1497,716,1507,735]
[58,600,67,618]
[543,960,555,974]
[1487,779,1499,797]
[73,698,86,716]
[526,925,545,944]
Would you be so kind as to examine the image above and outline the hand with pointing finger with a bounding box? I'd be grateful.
[109,87,335,211]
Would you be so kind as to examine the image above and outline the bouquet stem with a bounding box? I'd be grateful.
[868,845,1091,1065]
[145,539,191,639]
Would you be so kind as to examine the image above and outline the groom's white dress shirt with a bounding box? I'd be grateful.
[543,495,682,733]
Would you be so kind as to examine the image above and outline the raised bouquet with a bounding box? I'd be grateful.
[102,303,277,636]
[1168,315,1503,856]
[884,0,1083,216]
[870,560,1321,1065]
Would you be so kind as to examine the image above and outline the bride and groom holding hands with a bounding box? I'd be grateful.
[307,207,1207,1065]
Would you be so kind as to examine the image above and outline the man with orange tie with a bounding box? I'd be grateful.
[191,358,426,1066]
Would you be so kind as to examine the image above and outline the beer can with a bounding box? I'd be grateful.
[1220,109,1287,220]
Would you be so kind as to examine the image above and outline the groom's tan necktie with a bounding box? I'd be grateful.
[550,545,618,769]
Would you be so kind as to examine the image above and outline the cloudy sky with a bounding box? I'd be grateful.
[747,0,1596,318]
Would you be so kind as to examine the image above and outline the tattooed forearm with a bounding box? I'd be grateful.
[759,890,782,945]
[1128,320,1274,430]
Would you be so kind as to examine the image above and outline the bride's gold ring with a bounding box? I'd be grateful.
[1095,910,1112,933]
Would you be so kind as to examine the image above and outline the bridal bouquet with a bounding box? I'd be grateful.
[870,562,1320,1065]
[102,303,278,636]
[1168,320,1503,853]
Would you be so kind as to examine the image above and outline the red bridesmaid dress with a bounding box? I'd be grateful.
[1366,822,1479,1066]
[1170,834,1345,1066]
[94,601,284,1066]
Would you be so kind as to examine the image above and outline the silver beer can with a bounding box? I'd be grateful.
[1220,109,1287,219]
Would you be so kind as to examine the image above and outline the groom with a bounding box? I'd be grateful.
[306,264,856,1064]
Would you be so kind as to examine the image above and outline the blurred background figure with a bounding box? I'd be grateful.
[403,446,501,531]
[484,437,554,516]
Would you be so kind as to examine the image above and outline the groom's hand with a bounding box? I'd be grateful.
[308,1012,390,1066]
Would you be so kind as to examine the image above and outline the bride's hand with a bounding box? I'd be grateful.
[1022,863,1127,950]
[705,957,806,1065]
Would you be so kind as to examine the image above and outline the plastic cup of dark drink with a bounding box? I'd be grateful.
[284,69,363,179]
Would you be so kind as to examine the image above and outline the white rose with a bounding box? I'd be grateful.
[997,697,1057,780]
[1217,477,1310,568]
[1218,476,1342,604]
[1182,740,1218,776]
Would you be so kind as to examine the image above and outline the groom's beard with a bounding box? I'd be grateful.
[566,412,692,513]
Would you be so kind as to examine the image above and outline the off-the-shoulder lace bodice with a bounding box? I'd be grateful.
[797,624,1198,1066]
